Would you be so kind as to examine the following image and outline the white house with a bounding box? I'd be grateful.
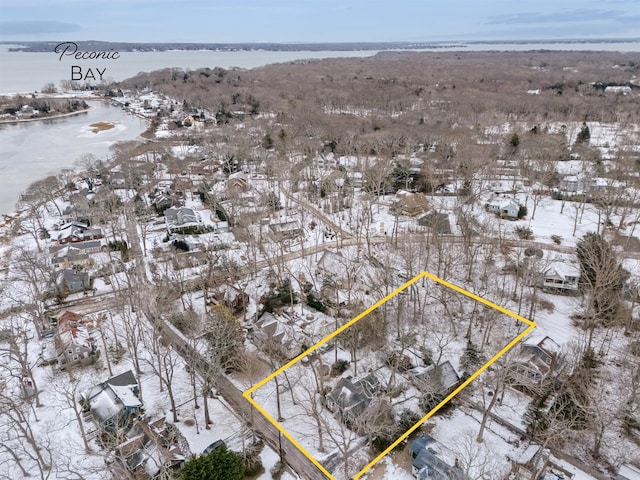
[486,198,521,219]
[542,263,580,292]
[605,86,632,95]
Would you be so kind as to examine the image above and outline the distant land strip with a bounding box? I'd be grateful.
[2,38,640,53]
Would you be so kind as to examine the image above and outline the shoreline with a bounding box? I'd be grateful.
[0,105,94,125]
[1,100,148,219]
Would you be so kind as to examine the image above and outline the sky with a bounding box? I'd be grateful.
[0,0,639,43]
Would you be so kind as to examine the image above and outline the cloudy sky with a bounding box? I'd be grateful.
[0,0,639,43]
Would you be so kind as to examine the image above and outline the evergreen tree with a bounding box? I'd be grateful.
[576,122,591,143]
[576,232,628,326]
[459,341,486,374]
[261,133,274,149]
[180,445,244,480]
[517,205,528,219]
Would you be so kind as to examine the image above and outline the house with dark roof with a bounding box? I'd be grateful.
[417,211,452,234]
[409,435,465,480]
[409,361,461,396]
[81,370,143,430]
[326,374,381,426]
[53,269,91,297]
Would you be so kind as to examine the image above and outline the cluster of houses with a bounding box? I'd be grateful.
[48,221,105,298]
[322,358,463,429]
[313,332,568,479]
[80,370,185,479]
[38,309,186,478]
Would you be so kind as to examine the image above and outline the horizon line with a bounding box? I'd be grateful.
[1,37,640,46]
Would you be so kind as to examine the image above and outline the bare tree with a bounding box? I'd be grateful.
[0,321,42,407]
[50,371,97,453]
[143,329,181,423]
[0,390,52,479]
[452,431,508,479]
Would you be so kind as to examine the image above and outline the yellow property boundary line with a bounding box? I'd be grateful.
[243,271,536,480]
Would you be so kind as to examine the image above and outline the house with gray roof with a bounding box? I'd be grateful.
[252,312,301,359]
[409,361,461,395]
[417,211,452,234]
[50,239,103,258]
[326,373,381,425]
[164,207,202,232]
[507,335,563,395]
[409,435,465,480]
[51,245,91,269]
[53,269,90,297]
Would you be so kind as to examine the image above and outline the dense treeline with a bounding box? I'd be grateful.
[115,51,640,162]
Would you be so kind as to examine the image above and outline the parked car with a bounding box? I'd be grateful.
[203,439,225,455]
